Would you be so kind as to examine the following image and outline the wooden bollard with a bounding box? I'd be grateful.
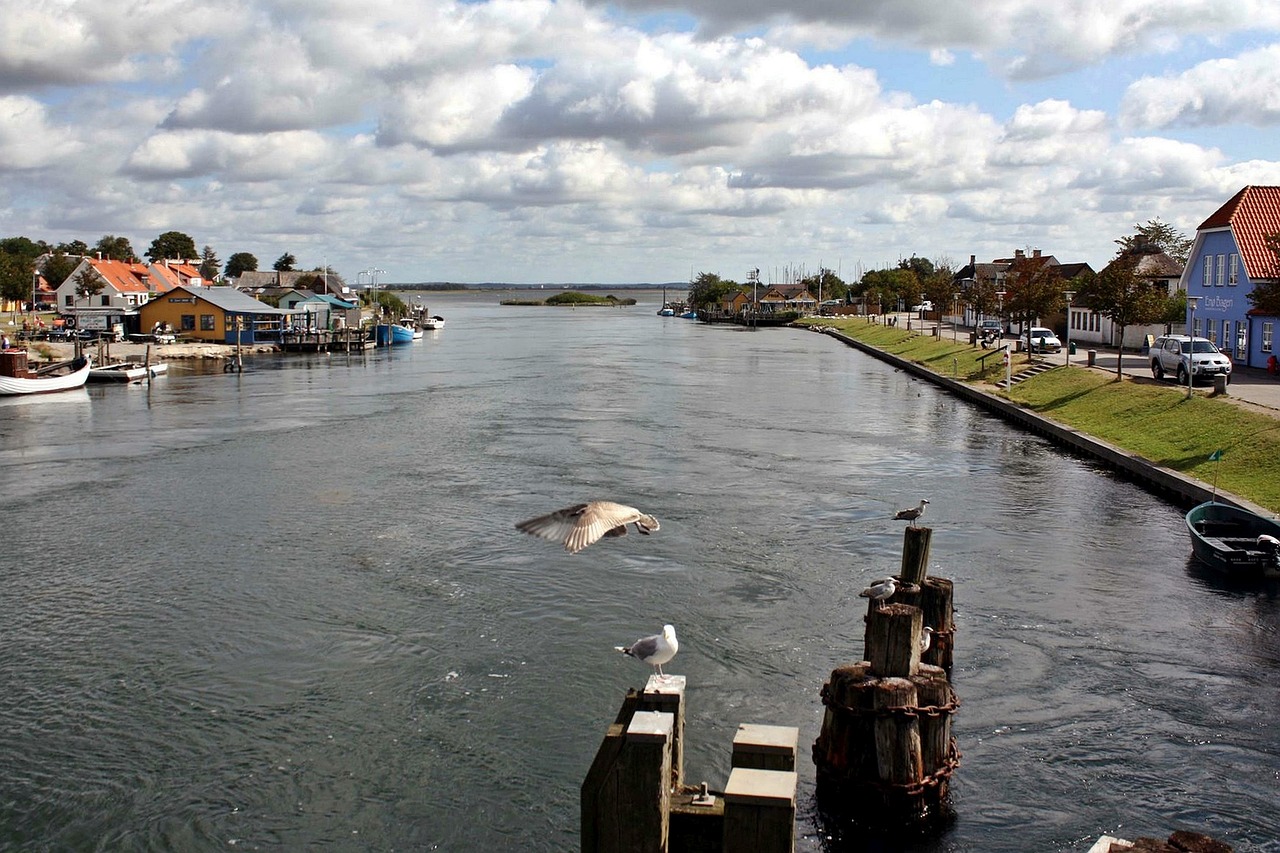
[872,678,923,788]
[722,767,797,853]
[581,700,674,853]
[912,664,956,798]
[865,603,922,677]
[899,526,932,585]
[813,663,877,784]
[639,675,686,789]
[732,724,798,772]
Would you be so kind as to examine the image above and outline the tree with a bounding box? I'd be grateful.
[1076,253,1167,378]
[0,252,31,307]
[1002,254,1065,359]
[56,239,89,256]
[74,266,103,300]
[858,267,919,313]
[799,267,848,302]
[1245,233,1280,316]
[920,264,958,318]
[687,271,740,309]
[146,231,198,263]
[1116,219,1192,266]
[224,252,258,279]
[198,246,221,280]
[39,251,79,290]
[273,253,297,272]
[94,235,135,262]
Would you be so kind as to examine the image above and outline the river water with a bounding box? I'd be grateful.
[1,291,1277,852]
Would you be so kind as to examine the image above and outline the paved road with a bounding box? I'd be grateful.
[898,313,1280,413]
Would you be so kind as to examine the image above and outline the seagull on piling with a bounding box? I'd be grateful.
[858,577,897,611]
[616,624,679,679]
[920,626,935,653]
[893,499,929,527]
[515,501,659,554]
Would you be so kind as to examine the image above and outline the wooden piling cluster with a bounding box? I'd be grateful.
[812,526,960,819]
[582,675,800,853]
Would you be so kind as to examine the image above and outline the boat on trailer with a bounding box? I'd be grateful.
[0,351,92,396]
[1185,501,1280,579]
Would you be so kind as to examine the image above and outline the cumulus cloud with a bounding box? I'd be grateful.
[0,95,82,167]
[1120,44,1280,129]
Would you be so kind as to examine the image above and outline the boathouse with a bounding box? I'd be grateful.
[137,285,294,344]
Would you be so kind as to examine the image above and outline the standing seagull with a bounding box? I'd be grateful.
[893,499,930,527]
[858,577,897,611]
[920,626,935,653]
[516,501,660,554]
[616,624,679,679]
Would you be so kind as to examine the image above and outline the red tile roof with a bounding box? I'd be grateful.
[90,259,152,293]
[1197,185,1280,280]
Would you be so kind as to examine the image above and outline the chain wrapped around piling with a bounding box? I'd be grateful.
[819,682,961,719]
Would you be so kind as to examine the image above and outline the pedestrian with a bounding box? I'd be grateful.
[2,334,10,350]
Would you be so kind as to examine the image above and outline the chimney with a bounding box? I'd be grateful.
[1015,249,1025,259]
[969,254,976,267]
[1033,249,1042,258]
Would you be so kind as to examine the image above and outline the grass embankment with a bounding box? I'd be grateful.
[802,317,1280,512]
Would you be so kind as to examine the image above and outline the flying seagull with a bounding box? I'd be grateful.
[616,624,679,679]
[920,626,935,653]
[515,501,659,554]
[858,577,897,611]
[893,499,929,527]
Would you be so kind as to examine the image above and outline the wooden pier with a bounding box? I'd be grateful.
[582,675,799,853]
[279,328,375,353]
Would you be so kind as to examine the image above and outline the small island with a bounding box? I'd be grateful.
[500,291,637,306]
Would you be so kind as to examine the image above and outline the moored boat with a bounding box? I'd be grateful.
[0,350,91,396]
[1185,501,1280,579]
[397,318,425,340]
[375,323,417,345]
[88,361,169,383]
[421,315,445,330]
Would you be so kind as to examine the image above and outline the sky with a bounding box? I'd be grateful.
[4,1,1280,284]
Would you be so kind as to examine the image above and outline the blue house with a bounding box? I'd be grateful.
[1180,186,1280,370]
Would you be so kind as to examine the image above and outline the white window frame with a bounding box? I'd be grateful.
[1203,256,1212,288]
[1216,254,1225,286]
[1229,254,1239,286]
[1193,318,1202,338]
[1263,321,1273,353]
[1235,321,1246,358]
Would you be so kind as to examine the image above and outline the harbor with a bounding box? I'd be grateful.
[1,292,1277,850]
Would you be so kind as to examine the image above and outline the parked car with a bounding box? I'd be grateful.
[911,300,933,313]
[1150,335,1232,385]
[1027,327,1062,353]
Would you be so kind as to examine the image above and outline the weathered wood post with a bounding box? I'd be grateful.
[639,676,685,789]
[722,767,797,853]
[582,702,675,853]
[812,524,959,820]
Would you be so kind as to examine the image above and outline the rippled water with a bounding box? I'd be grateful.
[1,292,1277,852]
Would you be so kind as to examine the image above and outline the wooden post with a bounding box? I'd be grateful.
[813,663,877,785]
[639,675,685,790]
[899,526,932,585]
[872,678,922,788]
[722,767,797,853]
[582,709,675,853]
[864,603,922,677]
[911,664,955,800]
[732,724,798,772]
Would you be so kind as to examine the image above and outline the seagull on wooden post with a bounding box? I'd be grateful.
[893,499,929,527]
[858,577,897,611]
[516,501,659,554]
[920,626,935,653]
[616,624,679,679]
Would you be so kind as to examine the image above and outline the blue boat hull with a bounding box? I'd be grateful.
[375,324,416,345]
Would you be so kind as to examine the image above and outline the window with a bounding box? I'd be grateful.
[1229,254,1239,286]
[64,293,74,306]
[1263,322,1273,353]
[1222,320,1230,351]
[200,314,216,331]
[1203,257,1212,287]
[1193,318,1202,338]
[1216,254,1225,286]
[1207,323,1217,344]
[180,314,195,331]
[1235,321,1246,358]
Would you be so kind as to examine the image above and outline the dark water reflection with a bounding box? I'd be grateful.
[1,292,1277,852]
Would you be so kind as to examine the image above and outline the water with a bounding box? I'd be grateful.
[1,291,1277,852]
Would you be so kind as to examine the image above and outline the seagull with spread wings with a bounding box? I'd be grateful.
[516,501,659,554]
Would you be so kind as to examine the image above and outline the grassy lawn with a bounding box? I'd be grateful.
[801,316,1280,512]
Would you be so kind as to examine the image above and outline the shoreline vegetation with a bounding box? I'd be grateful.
[500,291,638,306]
[798,316,1280,512]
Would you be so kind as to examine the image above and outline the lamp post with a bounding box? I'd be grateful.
[1186,295,1200,399]
[1063,290,1075,367]
[952,293,958,341]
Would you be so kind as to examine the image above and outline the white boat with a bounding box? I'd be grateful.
[88,361,169,383]
[0,352,92,396]
[421,315,445,330]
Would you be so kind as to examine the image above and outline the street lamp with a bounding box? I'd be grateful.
[951,293,958,341]
[1063,290,1075,367]
[1186,295,1200,399]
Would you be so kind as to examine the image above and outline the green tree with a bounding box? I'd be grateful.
[146,231,198,263]
[687,271,739,309]
[224,252,258,279]
[1116,219,1192,266]
[39,251,79,291]
[74,266,104,300]
[857,267,917,313]
[0,252,32,307]
[198,245,220,280]
[1245,233,1280,316]
[0,236,45,259]
[1003,254,1065,359]
[94,235,135,262]
[56,239,89,256]
[920,264,957,318]
[1076,253,1167,378]
[799,267,848,302]
[273,253,297,272]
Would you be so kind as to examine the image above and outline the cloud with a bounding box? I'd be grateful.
[124,129,335,181]
[0,96,82,167]
[1120,43,1280,129]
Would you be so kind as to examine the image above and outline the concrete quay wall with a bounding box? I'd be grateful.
[818,327,1273,518]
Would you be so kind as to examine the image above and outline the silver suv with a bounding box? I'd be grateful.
[1150,335,1232,385]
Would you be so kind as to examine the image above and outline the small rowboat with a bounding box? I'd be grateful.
[1185,501,1280,579]
[88,361,169,383]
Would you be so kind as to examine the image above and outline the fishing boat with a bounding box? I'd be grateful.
[375,323,417,345]
[397,318,425,340]
[0,351,91,396]
[88,361,168,383]
[1185,501,1280,579]
[421,315,445,330]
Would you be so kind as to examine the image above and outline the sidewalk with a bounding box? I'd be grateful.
[897,312,1280,415]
